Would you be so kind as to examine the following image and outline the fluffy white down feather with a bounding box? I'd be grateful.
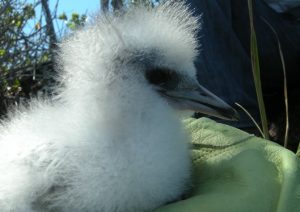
[0,1,200,211]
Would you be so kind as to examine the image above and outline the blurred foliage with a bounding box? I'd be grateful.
[0,0,53,114]
[58,12,87,30]
[129,0,156,7]
[100,0,158,12]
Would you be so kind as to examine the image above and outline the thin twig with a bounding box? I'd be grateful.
[235,102,265,138]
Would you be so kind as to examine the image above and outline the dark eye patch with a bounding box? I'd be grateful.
[145,68,179,89]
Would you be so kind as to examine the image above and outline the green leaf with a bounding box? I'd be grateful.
[66,22,76,30]
[41,53,49,62]
[0,49,6,56]
[71,13,79,21]
[23,4,35,19]
[58,12,68,21]
[15,20,22,27]
[13,79,20,88]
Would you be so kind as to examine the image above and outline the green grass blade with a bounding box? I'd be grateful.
[247,0,269,140]
[261,17,289,148]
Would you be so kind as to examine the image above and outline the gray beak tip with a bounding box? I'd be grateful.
[159,81,240,121]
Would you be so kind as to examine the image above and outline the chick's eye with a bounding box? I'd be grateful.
[145,68,178,87]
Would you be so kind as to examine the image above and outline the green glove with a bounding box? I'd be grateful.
[156,118,300,212]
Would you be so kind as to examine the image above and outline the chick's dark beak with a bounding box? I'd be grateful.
[160,83,239,121]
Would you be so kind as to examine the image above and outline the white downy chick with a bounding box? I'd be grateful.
[0,1,238,211]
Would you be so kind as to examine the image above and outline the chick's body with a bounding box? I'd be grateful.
[0,1,198,211]
[0,89,190,212]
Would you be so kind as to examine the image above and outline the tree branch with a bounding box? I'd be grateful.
[40,0,57,53]
[101,0,109,12]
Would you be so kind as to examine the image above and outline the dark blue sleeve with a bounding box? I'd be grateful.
[188,0,300,128]
[188,0,258,128]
